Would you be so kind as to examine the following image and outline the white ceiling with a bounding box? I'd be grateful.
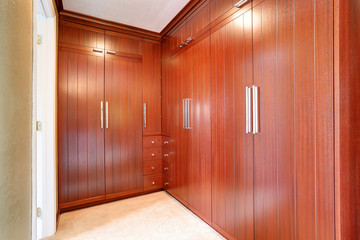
[63,0,190,33]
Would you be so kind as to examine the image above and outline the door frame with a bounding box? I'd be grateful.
[32,0,57,239]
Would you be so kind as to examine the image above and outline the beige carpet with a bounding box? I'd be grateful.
[45,191,225,240]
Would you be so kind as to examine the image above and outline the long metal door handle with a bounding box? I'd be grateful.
[187,99,191,129]
[252,86,259,134]
[106,50,116,55]
[105,101,109,129]
[183,99,186,129]
[246,87,251,133]
[144,103,147,128]
[100,101,104,129]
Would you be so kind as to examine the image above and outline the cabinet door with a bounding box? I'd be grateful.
[143,40,161,135]
[184,36,212,221]
[104,33,143,197]
[185,1,210,39]
[171,50,188,203]
[211,9,254,240]
[58,46,105,208]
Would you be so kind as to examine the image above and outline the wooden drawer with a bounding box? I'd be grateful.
[143,147,162,161]
[143,136,163,148]
[143,160,162,175]
[162,160,172,177]
[163,174,172,190]
[144,174,162,190]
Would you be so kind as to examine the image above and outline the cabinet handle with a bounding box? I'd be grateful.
[105,101,109,129]
[165,182,169,186]
[152,181,155,185]
[164,154,169,157]
[93,48,103,53]
[151,166,155,170]
[179,43,186,48]
[100,101,104,129]
[151,141,155,144]
[252,86,259,134]
[151,153,155,157]
[235,0,249,8]
[246,87,252,133]
[144,103,147,128]
[164,167,168,171]
[186,37,193,44]
[164,141,169,145]
[183,98,191,129]
[106,50,116,55]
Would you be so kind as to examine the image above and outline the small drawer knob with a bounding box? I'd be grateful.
[165,182,169,186]
[164,154,169,157]
[151,141,155,144]
[164,167,168,171]
[151,153,155,156]
[151,166,155,170]
[152,181,155,185]
[164,141,169,144]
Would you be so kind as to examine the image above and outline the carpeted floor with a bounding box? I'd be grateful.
[44,191,225,240]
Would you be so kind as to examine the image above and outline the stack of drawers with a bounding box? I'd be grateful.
[143,136,163,191]
[162,137,173,190]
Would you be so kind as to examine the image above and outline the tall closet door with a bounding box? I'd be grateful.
[104,32,143,197]
[58,47,105,208]
[184,36,212,221]
[252,0,335,239]
[210,6,254,240]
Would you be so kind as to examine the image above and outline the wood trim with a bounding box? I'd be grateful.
[59,196,106,210]
[59,10,161,41]
[54,0,63,13]
[160,0,206,37]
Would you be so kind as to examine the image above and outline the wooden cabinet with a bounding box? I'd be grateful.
[58,23,106,209]
[210,8,253,239]
[143,40,161,135]
[104,32,144,198]
[58,21,161,210]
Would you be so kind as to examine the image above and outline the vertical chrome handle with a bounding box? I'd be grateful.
[187,99,191,129]
[105,101,109,129]
[144,103,147,128]
[100,101,104,129]
[183,99,186,129]
[252,86,259,134]
[246,87,252,133]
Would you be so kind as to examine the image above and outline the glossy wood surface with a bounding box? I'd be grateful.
[142,40,161,135]
[211,9,253,239]
[58,27,106,206]
[335,0,360,239]
[143,147,162,161]
[143,160,162,175]
[104,33,143,195]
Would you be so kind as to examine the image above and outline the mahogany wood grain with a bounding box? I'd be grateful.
[143,174,163,190]
[58,46,105,207]
[161,38,172,136]
[211,9,253,239]
[143,136,163,148]
[143,147,162,161]
[335,0,360,239]
[142,40,161,135]
[104,33,143,195]
[59,10,161,41]
[143,160,162,175]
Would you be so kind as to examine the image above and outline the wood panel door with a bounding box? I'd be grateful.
[142,40,161,135]
[210,7,254,240]
[184,36,212,222]
[170,49,188,203]
[104,33,143,197]
[252,0,335,239]
[58,46,106,208]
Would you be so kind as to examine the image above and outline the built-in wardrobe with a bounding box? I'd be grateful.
[58,21,163,210]
[162,0,335,239]
[57,0,359,239]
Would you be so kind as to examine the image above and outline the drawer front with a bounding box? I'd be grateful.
[162,160,172,177]
[143,147,162,161]
[144,174,162,190]
[143,136,163,148]
[163,174,172,190]
[143,160,162,175]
